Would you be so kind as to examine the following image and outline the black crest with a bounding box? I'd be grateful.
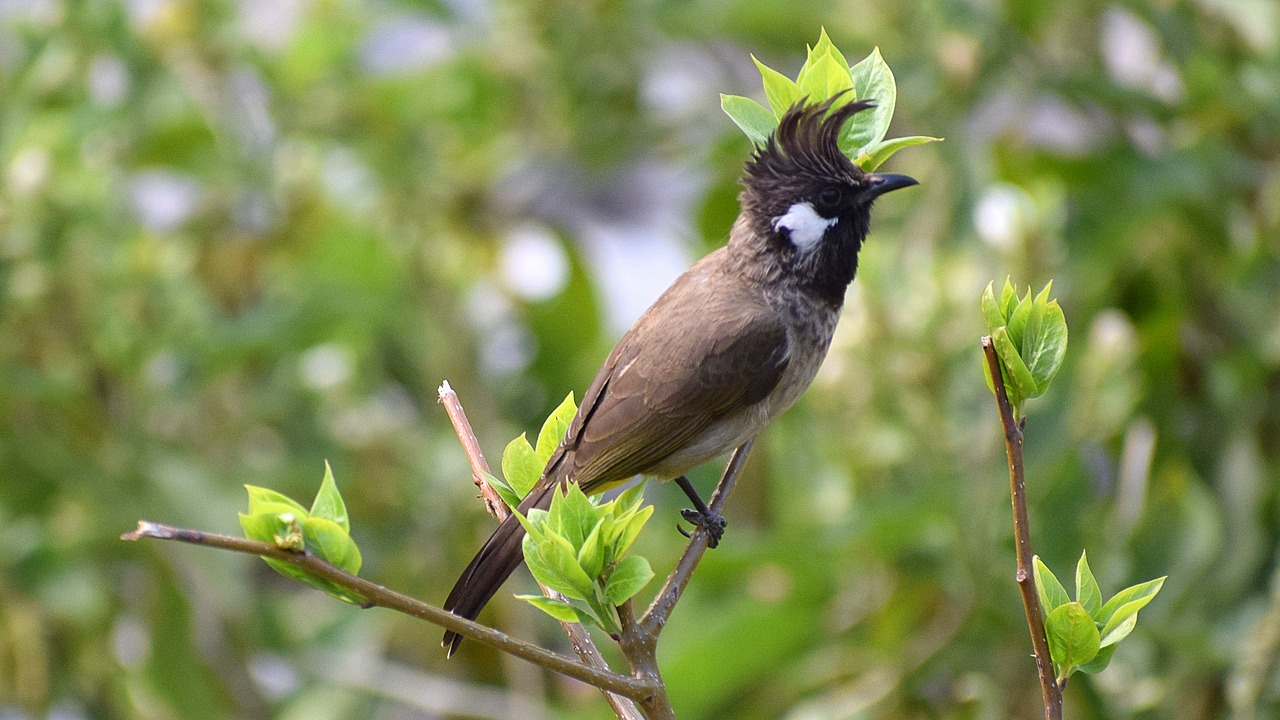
[741,97,872,205]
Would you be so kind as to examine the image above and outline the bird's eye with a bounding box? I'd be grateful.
[817,186,843,208]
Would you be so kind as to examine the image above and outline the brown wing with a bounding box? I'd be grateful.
[543,255,790,493]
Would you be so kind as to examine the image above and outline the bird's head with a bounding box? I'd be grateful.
[735,98,917,303]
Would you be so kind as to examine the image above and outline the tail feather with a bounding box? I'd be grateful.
[442,483,558,656]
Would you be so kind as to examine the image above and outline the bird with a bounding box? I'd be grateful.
[443,97,917,656]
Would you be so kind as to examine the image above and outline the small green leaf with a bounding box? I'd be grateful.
[855,135,942,171]
[578,519,605,580]
[501,434,542,499]
[244,485,308,517]
[1045,601,1100,681]
[536,393,577,466]
[303,516,362,575]
[721,94,779,147]
[998,278,1018,318]
[605,555,655,606]
[1097,576,1166,628]
[844,47,896,155]
[807,27,850,78]
[753,55,802,116]
[481,471,521,511]
[1077,643,1118,674]
[1006,288,1034,345]
[796,50,854,108]
[551,484,598,548]
[991,325,1036,411]
[515,595,584,623]
[309,461,349,531]
[545,533,596,599]
[1033,556,1071,613]
[981,281,1004,334]
[1099,587,1163,647]
[1021,294,1068,396]
[1075,551,1102,617]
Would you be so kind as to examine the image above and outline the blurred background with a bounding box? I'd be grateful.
[2,0,1279,718]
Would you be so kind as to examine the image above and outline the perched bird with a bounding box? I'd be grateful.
[443,98,916,655]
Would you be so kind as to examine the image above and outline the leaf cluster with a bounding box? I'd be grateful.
[238,462,364,604]
[1034,552,1165,683]
[720,28,940,170]
[515,483,655,634]
[981,278,1069,418]
[484,393,578,508]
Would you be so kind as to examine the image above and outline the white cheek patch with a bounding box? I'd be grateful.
[772,201,837,254]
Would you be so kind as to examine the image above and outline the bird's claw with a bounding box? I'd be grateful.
[679,508,727,548]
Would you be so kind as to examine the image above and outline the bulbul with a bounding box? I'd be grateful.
[443,97,916,655]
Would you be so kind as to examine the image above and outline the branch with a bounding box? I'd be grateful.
[122,521,657,702]
[981,337,1062,720]
[438,382,645,720]
[639,440,753,636]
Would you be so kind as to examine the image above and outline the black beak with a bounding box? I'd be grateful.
[861,173,919,201]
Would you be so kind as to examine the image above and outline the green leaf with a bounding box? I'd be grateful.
[481,471,521,511]
[991,325,1036,411]
[605,555,655,606]
[244,485,307,517]
[1097,576,1166,629]
[796,50,854,108]
[981,280,1004,334]
[753,55,802,116]
[844,47,896,155]
[998,277,1018,318]
[1006,288,1034,345]
[1021,292,1068,396]
[1077,643,1118,674]
[855,135,943,171]
[545,533,596,599]
[1075,551,1102,617]
[1098,579,1165,647]
[238,511,299,548]
[302,516,362,575]
[578,519,605,580]
[551,483,598,548]
[1033,556,1071,613]
[515,595,584,623]
[721,94,778,147]
[1045,601,1100,681]
[611,503,653,558]
[536,393,577,466]
[807,27,850,79]
[309,461,349,531]
[501,433,542,499]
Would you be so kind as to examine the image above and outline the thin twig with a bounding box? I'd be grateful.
[981,337,1063,720]
[639,440,754,636]
[438,382,645,720]
[122,521,657,701]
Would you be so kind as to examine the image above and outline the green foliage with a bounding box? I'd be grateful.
[486,393,578,508]
[515,483,654,634]
[721,29,940,169]
[1034,553,1165,682]
[981,278,1069,418]
[238,463,364,604]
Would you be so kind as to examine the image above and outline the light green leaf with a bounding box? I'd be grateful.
[481,471,521,512]
[1045,601,1100,681]
[991,325,1036,411]
[1075,550,1102,617]
[536,393,577,466]
[998,278,1018,318]
[844,47,896,155]
[1033,556,1071,613]
[515,595,584,623]
[721,94,778,147]
[552,483,599,548]
[238,511,297,548]
[797,50,854,108]
[245,485,307,517]
[612,504,653,558]
[981,281,1005,335]
[309,461,349,531]
[855,135,942,171]
[807,27,850,79]
[1099,587,1164,647]
[578,519,605,580]
[1006,288,1034,345]
[302,516,362,575]
[1021,295,1068,396]
[1097,576,1166,628]
[545,533,596,599]
[502,433,542,499]
[605,555,655,606]
[753,55,802,116]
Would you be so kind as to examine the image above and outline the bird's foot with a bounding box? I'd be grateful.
[678,508,727,548]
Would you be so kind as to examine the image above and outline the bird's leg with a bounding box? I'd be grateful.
[673,475,727,548]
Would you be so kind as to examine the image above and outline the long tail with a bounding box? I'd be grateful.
[442,482,558,657]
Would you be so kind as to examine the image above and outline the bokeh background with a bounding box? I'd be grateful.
[3,0,1279,718]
